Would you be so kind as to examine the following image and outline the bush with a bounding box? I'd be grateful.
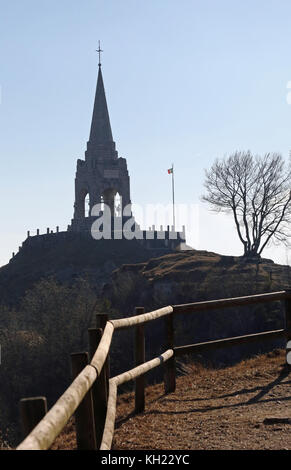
[0,277,99,445]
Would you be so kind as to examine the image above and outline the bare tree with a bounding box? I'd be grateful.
[202,151,291,258]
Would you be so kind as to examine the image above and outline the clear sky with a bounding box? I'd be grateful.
[1,0,291,267]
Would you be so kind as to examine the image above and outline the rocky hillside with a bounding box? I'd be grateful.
[102,249,291,369]
[104,249,291,311]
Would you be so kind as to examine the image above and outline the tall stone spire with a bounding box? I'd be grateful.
[88,65,114,145]
[71,49,131,229]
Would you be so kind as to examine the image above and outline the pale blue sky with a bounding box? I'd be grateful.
[1,0,291,266]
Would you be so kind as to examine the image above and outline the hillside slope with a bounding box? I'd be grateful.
[0,235,172,305]
[1,243,291,446]
[104,249,291,311]
[102,250,291,369]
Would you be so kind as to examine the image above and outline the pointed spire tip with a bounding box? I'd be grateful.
[97,41,103,68]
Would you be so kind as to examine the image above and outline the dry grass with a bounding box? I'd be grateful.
[114,349,291,450]
[0,431,13,450]
[50,418,76,450]
[50,349,291,450]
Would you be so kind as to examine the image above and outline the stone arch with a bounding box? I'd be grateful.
[100,195,105,212]
[114,192,122,217]
[84,193,90,217]
[76,187,89,218]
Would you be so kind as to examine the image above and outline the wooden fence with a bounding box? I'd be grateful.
[17,290,291,450]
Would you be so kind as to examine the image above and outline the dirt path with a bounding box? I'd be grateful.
[113,350,291,450]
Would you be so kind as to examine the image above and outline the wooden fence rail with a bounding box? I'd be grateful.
[174,329,286,356]
[100,349,174,450]
[17,290,291,451]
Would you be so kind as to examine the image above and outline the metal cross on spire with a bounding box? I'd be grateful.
[96,41,103,67]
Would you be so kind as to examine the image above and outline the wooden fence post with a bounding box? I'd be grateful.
[88,327,108,448]
[96,314,110,398]
[134,307,145,413]
[164,312,176,394]
[71,352,96,450]
[285,292,291,369]
[20,396,47,439]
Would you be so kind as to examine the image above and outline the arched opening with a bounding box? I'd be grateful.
[85,193,90,217]
[114,192,122,217]
[100,195,105,212]
[76,188,90,219]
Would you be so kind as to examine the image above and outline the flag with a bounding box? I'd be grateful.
[168,168,173,174]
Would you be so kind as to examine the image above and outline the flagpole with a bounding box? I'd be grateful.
[172,163,175,230]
